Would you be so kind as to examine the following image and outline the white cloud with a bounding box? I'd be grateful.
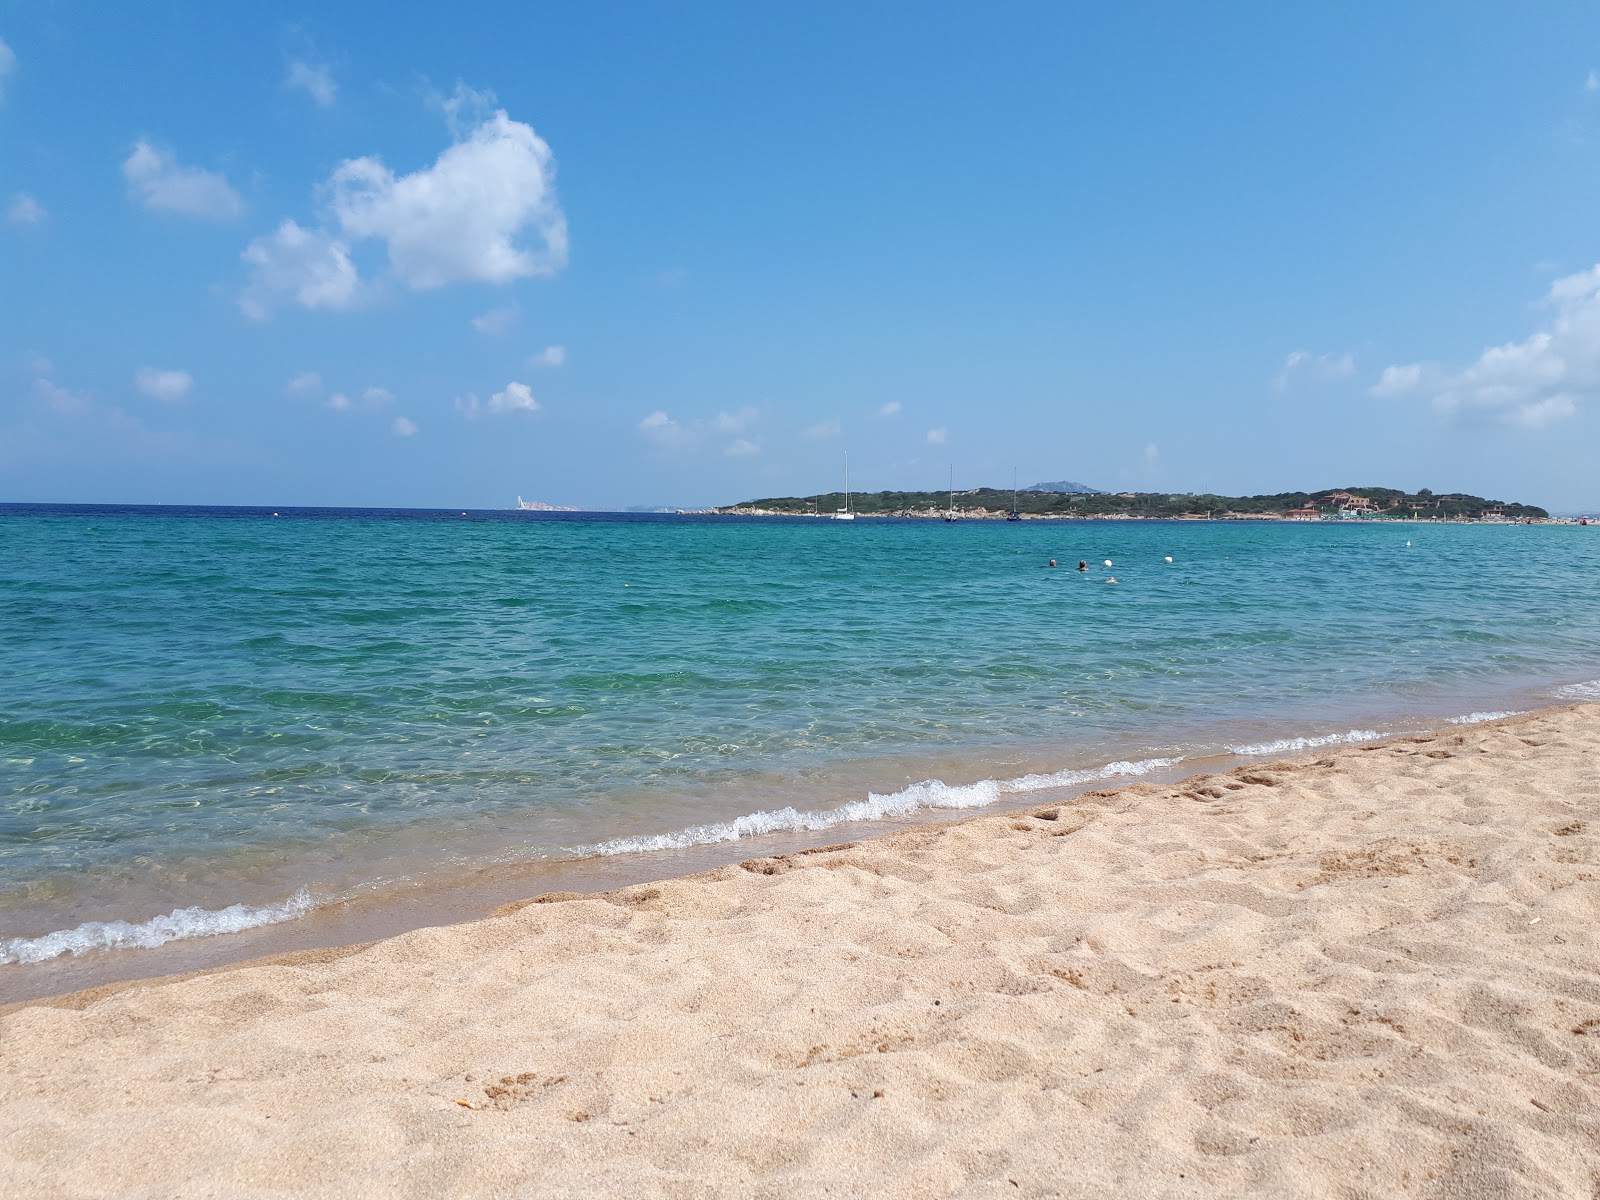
[637,410,684,446]
[286,61,336,107]
[530,344,566,367]
[122,140,244,221]
[286,371,323,396]
[35,377,89,416]
[471,305,518,335]
[0,37,14,98]
[392,416,419,437]
[926,427,947,444]
[240,220,360,319]
[134,367,193,403]
[327,386,392,412]
[878,401,903,417]
[1275,349,1355,390]
[1372,264,1600,427]
[724,438,760,457]
[711,406,758,434]
[329,109,566,290]
[804,420,841,439]
[1587,69,1599,93]
[242,103,566,315]
[7,193,44,225]
[489,380,539,414]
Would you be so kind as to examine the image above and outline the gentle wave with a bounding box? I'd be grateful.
[0,890,316,967]
[1556,679,1600,700]
[1448,710,1525,725]
[574,756,1183,857]
[1227,730,1382,756]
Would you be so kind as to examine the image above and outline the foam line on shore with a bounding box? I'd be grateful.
[1557,679,1600,700]
[1449,710,1526,725]
[574,756,1184,857]
[0,891,316,967]
[1226,729,1383,756]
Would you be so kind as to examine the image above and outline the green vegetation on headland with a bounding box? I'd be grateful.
[717,486,1550,521]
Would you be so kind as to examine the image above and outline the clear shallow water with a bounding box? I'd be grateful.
[3,504,1600,966]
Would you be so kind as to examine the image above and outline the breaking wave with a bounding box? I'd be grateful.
[1,890,316,967]
[574,756,1184,857]
[1227,729,1383,756]
[1556,679,1600,701]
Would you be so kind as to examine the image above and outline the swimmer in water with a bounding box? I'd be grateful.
[1077,560,1087,572]
[1048,559,1056,567]
[1107,576,1118,584]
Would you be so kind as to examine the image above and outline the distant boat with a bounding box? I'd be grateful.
[832,452,856,520]
[1006,467,1022,521]
[944,464,957,522]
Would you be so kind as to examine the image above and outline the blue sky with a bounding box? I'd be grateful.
[5,2,1600,511]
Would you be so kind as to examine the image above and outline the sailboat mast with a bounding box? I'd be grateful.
[844,451,850,513]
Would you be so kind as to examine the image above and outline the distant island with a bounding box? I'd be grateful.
[716,486,1552,522]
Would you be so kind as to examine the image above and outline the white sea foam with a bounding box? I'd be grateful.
[0,890,316,967]
[1556,679,1600,700]
[1227,730,1382,756]
[576,757,1183,857]
[1448,710,1525,725]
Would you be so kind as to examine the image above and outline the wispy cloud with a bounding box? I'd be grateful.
[804,420,841,439]
[1371,263,1600,427]
[878,401,903,417]
[286,60,336,107]
[471,305,517,335]
[724,438,760,457]
[1274,349,1355,390]
[529,344,566,368]
[123,140,244,221]
[392,416,418,437]
[1587,69,1599,93]
[328,386,394,412]
[286,371,323,397]
[0,37,14,100]
[6,193,44,225]
[926,427,946,444]
[134,367,193,403]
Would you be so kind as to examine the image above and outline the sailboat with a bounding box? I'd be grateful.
[1007,468,1022,521]
[832,452,856,520]
[944,465,957,522]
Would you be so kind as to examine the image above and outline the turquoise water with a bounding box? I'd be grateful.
[4,505,1600,966]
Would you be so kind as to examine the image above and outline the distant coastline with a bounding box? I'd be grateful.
[716,485,1566,523]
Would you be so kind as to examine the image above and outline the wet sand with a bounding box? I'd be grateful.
[2,706,1597,1197]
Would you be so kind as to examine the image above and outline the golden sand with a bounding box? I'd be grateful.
[2,706,1597,1197]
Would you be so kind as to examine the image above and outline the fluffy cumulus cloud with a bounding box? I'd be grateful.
[1372,265,1600,428]
[122,140,244,221]
[240,221,360,319]
[286,61,336,107]
[636,407,762,455]
[135,367,193,403]
[241,101,565,317]
[489,380,539,413]
[7,193,44,225]
[1275,350,1355,390]
[455,380,540,419]
[926,427,947,444]
[636,410,684,447]
[391,416,419,437]
[529,344,565,368]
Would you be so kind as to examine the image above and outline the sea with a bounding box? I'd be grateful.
[4,504,1599,1001]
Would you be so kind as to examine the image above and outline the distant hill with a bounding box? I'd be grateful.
[1022,480,1101,494]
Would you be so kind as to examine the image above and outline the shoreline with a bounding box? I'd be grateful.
[0,683,1588,1009]
[2,703,1595,1195]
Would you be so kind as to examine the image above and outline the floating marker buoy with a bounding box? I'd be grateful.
[1104,559,1113,567]
[1164,556,1173,563]
[1406,541,1411,547]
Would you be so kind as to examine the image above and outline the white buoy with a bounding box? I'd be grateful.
[1164,556,1173,563]
[1406,541,1411,547]
[1104,559,1113,567]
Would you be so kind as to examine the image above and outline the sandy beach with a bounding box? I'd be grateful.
[2,705,1597,1198]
